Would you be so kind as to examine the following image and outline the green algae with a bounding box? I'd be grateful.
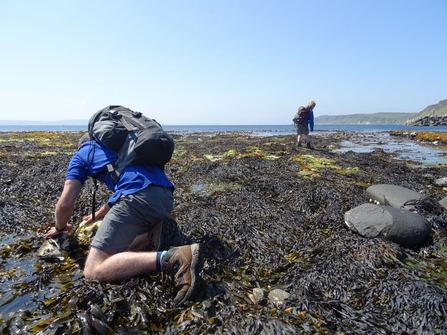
[203,147,280,161]
[291,154,360,179]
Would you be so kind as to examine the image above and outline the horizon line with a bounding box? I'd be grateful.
[0,121,294,126]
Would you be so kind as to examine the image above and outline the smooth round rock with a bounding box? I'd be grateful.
[344,203,430,247]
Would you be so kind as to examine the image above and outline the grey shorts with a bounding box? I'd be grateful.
[91,185,174,255]
[296,123,309,136]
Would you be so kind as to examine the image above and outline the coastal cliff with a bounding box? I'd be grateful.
[315,99,447,126]
[405,99,447,126]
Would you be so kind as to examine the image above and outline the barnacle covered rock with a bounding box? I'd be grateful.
[366,184,424,209]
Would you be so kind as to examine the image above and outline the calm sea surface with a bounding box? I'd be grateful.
[2,124,447,135]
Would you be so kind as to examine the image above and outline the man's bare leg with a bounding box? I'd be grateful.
[84,247,157,283]
[84,244,201,305]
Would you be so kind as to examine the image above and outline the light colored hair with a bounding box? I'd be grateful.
[307,100,316,108]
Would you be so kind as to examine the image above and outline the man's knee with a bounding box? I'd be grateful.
[83,259,101,280]
[84,264,109,282]
[83,267,96,280]
[83,247,110,282]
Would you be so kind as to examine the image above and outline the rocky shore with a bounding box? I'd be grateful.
[1,131,447,334]
[406,114,447,126]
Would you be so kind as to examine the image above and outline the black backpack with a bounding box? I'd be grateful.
[88,105,175,183]
[293,106,308,124]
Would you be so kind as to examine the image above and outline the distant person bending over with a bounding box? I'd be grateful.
[44,132,199,306]
[293,100,316,149]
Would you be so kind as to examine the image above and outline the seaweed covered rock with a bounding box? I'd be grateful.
[344,203,431,247]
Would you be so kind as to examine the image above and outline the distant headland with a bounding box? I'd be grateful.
[316,99,447,125]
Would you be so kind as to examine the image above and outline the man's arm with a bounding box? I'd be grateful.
[309,111,314,132]
[45,179,82,239]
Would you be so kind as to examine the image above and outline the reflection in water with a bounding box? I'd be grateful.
[333,132,447,165]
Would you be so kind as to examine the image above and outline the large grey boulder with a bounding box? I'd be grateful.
[366,184,423,209]
[344,203,430,247]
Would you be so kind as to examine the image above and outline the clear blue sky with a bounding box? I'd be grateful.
[1,0,446,125]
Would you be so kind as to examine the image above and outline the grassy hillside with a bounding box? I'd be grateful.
[316,99,447,125]
[315,112,416,125]
[416,99,447,117]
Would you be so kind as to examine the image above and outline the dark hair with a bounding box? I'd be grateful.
[77,132,91,150]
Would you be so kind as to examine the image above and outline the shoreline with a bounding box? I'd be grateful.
[2,129,447,165]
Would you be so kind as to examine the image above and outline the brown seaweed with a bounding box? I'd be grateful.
[0,131,447,334]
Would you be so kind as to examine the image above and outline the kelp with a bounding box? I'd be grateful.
[391,130,447,144]
[1,131,447,334]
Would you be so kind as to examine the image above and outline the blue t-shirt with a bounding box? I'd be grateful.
[66,141,175,205]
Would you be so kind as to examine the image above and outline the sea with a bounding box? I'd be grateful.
[2,123,447,135]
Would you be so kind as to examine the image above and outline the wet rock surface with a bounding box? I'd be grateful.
[366,184,425,209]
[1,131,447,334]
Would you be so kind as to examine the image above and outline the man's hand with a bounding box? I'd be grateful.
[44,224,73,240]
[81,214,95,226]
[82,204,110,226]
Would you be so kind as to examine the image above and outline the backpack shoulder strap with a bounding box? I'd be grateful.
[109,133,138,183]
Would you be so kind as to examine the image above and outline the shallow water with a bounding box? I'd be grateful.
[333,132,447,165]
